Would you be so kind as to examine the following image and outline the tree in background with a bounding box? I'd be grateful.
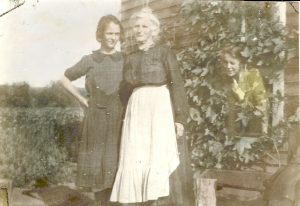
[0,82,31,107]
[0,82,84,108]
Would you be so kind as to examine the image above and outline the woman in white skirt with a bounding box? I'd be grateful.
[111,7,193,206]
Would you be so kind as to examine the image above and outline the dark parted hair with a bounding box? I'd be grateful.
[96,15,124,42]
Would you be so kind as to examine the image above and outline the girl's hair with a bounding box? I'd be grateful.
[219,45,244,64]
[96,15,124,42]
[215,44,244,81]
[130,7,161,41]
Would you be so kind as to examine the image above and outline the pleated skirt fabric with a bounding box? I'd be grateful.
[110,85,179,203]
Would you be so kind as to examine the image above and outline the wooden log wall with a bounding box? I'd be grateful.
[121,0,299,199]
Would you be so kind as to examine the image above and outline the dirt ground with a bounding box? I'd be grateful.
[217,197,266,206]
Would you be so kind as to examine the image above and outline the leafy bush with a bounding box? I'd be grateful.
[0,82,31,107]
[30,82,85,108]
[174,1,298,169]
[0,108,82,186]
[0,82,85,108]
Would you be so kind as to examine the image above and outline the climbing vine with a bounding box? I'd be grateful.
[174,1,298,169]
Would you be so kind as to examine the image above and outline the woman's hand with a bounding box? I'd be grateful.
[79,98,89,110]
[175,122,184,138]
[59,75,89,110]
[231,79,245,101]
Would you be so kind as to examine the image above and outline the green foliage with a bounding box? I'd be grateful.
[0,82,85,108]
[176,1,298,169]
[30,82,81,108]
[0,108,82,186]
[0,82,31,107]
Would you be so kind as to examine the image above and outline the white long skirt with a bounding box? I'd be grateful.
[110,85,179,203]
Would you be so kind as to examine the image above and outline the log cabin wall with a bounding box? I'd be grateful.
[120,1,299,104]
[120,1,299,194]
[120,0,186,51]
[120,0,299,160]
[260,3,299,173]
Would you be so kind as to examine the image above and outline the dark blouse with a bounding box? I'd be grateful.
[64,50,123,97]
[123,44,189,124]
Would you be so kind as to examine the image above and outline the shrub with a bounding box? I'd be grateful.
[0,81,85,108]
[30,82,83,108]
[0,82,31,107]
[0,108,82,186]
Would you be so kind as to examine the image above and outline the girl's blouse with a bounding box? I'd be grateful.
[123,44,189,124]
[64,50,123,96]
[228,68,267,108]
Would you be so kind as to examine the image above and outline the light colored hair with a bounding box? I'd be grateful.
[130,7,161,40]
[220,45,243,62]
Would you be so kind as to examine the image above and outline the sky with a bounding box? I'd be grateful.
[0,0,121,87]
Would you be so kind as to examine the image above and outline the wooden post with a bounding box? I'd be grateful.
[0,179,12,206]
[194,178,217,206]
[272,2,286,127]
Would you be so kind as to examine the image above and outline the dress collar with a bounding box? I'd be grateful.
[138,42,155,52]
[132,43,158,54]
[91,50,122,63]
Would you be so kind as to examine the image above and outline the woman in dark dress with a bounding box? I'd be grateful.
[59,15,124,205]
[110,8,194,206]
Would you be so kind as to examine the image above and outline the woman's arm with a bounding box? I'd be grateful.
[59,75,88,109]
[241,68,269,133]
[118,55,134,106]
[165,47,189,126]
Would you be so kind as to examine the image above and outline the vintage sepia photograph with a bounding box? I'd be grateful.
[0,0,299,206]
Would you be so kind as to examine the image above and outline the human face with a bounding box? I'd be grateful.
[133,17,154,44]
[222,53,241,77]
[101,22,120,52]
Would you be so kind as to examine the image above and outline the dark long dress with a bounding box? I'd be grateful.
[64,50,124,190]
[117,44,194,205]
